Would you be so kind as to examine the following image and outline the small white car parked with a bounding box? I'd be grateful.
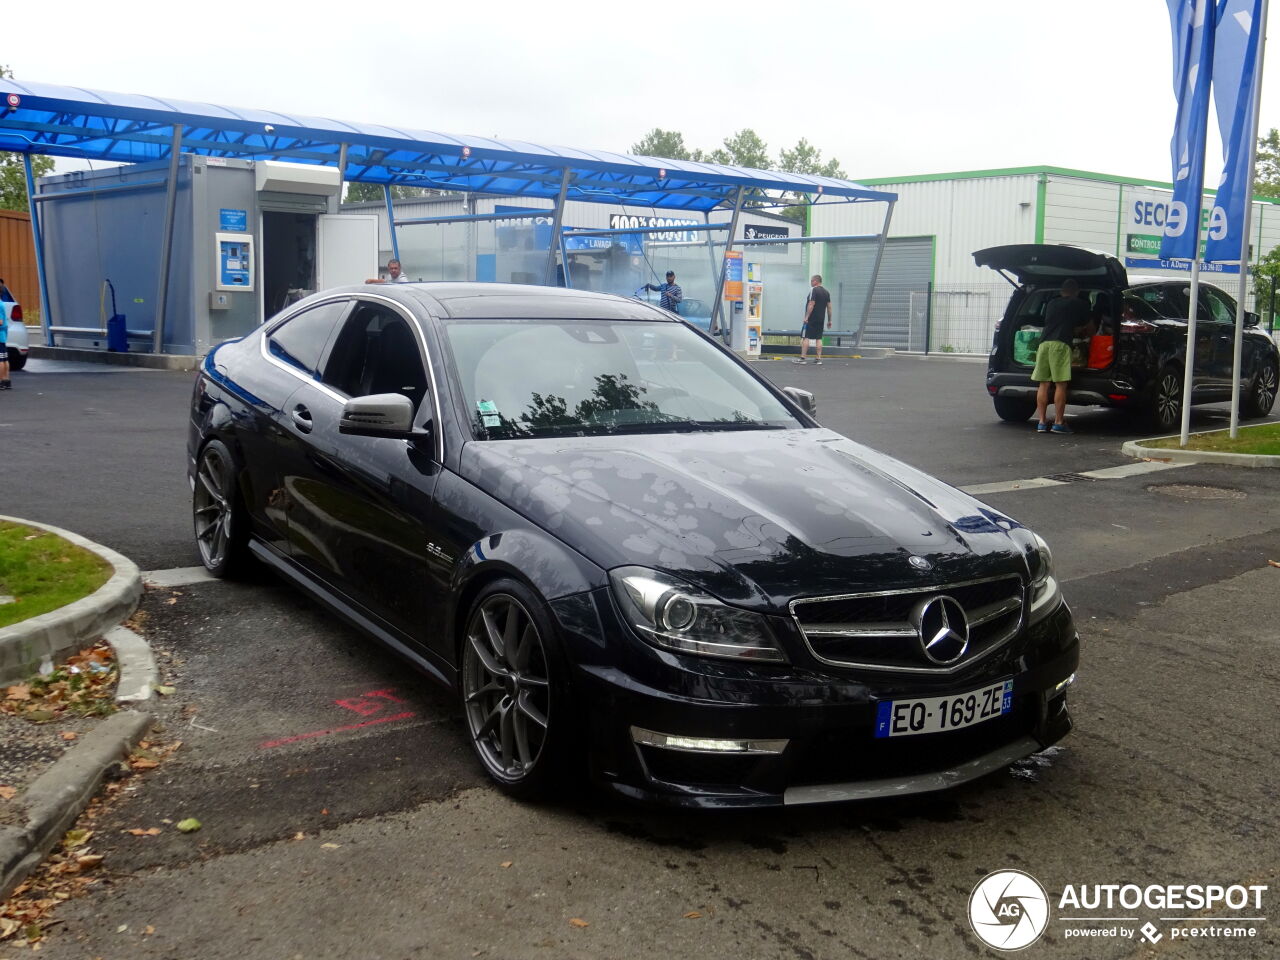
[1,282,29,370]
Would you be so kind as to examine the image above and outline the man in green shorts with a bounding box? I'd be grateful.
[1032,278,1089,434]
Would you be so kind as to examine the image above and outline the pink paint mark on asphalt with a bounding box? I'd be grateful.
[259,711,416,749]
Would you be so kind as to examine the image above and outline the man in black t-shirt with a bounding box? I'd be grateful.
[794,275,832,364]
[1032,278,1090,433]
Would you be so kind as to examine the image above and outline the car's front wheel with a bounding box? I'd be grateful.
[7,352,25,371]
[1149,365,1184,432]
[192,439,250,578]
[460,580,571,800]
[993,395,1036,422]
[1242,358,1278,419]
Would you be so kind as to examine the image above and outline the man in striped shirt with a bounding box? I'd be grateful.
[645,271,684,314]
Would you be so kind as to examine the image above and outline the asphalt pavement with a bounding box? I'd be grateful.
[2,353,1278,960]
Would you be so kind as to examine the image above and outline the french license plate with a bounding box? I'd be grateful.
[874,680,1013,738]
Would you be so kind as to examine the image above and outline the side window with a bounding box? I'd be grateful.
[321,303,430,410]
[1200,286,1236,323]
[1136,285,1190,320]
[1121,295,1160,322]
[267,301,349,378]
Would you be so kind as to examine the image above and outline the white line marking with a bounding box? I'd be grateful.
[960,460,1189,496]
[143,566,217,587]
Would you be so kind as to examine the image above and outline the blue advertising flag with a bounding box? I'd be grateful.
[1204,0,1264,262]
[1161,0,1218,260]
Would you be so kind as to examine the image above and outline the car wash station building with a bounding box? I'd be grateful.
[810,166,1280,354]
[0,80,899,360]
[2,82,1275,360]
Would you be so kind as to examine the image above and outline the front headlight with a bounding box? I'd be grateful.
[609,566,787,663]
[1026,532,1061,623]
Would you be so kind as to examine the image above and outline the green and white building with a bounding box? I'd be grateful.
[809,166,1280,353]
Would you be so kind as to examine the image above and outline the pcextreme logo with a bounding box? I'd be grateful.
[969,870,1050,951]
[968,870,1269,950]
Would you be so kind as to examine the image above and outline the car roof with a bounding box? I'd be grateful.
[314,281,675,322]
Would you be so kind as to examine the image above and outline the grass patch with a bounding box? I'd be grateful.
[0,522,112,629]
[1144,422,1280,456]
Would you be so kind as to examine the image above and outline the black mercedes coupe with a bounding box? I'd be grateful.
[188,283,1078,808]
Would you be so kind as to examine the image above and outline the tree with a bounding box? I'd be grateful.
[630,128,703,161]
[708,129,770,169]
[778,137,845,179]
[344,182,435,202]
[0,65,55,211]
[1254,128,1280,198]
[1251,244,1280,327]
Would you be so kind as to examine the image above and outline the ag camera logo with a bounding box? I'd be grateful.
[969,869,1050,951]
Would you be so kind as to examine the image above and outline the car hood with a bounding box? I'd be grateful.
[974,243,1128,289]
[459,429,1031,610]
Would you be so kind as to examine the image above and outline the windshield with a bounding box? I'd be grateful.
[442,319,803,439]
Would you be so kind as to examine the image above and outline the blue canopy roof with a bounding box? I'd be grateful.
[0,80,895,212]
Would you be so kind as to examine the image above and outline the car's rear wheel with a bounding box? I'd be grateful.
[192,439,250,578]
[1242,358,1278,418]
[993,396,1036,422]
[460,580,571,800]
[7,352,25,371]
[1149,365,1184,432]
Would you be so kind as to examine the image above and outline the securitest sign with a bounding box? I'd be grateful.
[1124,186,1246,273]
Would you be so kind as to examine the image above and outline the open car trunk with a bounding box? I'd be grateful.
[974,244,1128,290]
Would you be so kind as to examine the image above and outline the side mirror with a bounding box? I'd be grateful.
[1245,311,1260,328]
[782,386,817,417]
[339,393,416,439]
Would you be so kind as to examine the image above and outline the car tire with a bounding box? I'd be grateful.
[192,439,251,578]
[1242,359,1278,419]
[7,353,25,371]
[993,396,1037,422]
[1149,365,1184,433]
[460,578,574,801]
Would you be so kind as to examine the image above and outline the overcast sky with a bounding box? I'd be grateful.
[7,0,1278,187]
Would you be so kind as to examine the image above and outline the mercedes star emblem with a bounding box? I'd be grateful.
[912,595,970,665]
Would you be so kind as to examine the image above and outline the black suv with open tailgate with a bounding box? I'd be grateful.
[977,244,1279,430]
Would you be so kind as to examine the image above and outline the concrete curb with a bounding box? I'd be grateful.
[27,345,199,372]
[0,517,143,685]
[0,710,153,901]
[1122,438,1280,468]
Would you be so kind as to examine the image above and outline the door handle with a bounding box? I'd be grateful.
[291,405,313,433]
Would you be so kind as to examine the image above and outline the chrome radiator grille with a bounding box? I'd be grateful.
[789,575,1025,673]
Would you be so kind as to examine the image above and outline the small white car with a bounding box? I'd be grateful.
[1,289,29,371]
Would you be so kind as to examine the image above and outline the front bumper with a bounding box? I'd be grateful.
[554,592,1079,808]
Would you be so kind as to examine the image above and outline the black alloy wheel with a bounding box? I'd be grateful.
[1150,365,1183,432]
[1243,359,1278,418]
[460,581,567,799]
[192,439,249,578]
[993,396,1037,422]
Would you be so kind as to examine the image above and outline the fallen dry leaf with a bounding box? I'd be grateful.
[125,827,163,837]
[568,918,590,928]
[1268,560,1280,568]
[0,785,17,800]
[75,855,104,869]
[292,832,306,841]
[1,916,20,939]
[61,829,92,849]
[321,842,341,850]
[60,731,77,741]
[130,759,160,770]
[144,925,156,935]
[154,685,176,696]
[500,861,513,869]
[683,911,703,919]
[5,684,31,701]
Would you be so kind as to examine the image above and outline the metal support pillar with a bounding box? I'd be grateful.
[710,187,746,341]
[543,168,572,286]
[383,184,401,265]
[330,143,349,214]
[23,154,55,347]
[153,124,183,355]
[856,199,895,349]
